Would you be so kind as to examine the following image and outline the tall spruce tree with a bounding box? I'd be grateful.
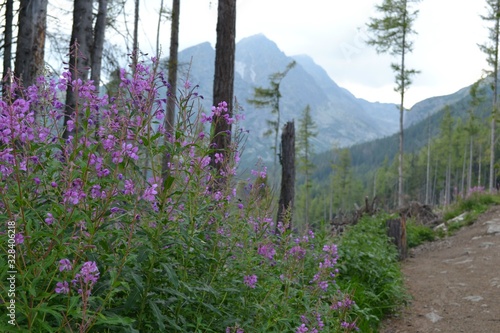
[367,0,420,207]
[297,105,318,226]
[479,0,500,192]
[466,80,484,193]
[248,61,296,174]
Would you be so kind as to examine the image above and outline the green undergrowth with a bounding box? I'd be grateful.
[406,220,436,248]
[336,214,409,332]
[443,193,500,234]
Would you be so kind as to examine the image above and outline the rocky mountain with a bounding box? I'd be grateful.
[175,34,401,166]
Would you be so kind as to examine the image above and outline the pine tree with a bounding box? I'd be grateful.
[332,148,352,212]
[296,105,318,226]
[367,0,421,207]
[248,61,296,173]
[479,0,500,192]
[466,80,484,194]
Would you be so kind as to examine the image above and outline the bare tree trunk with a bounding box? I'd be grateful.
[467,137,473,194]
[445,156,451,206]
[490,13,499,193]
[479,143,483,186]
[91,0,107,89]
[132,0,139,72]
[161,0,180,179]
[425,124,431,204]
[490,115,496,192]
[397,5,407,209]
[461,144,467,198]
[14,0,48,88]
[209,0,236,181]
[91,0,107,140]
[2,0,14,98]
[62,0,93,140]
[156,0,164,58]
[277,121,295,230]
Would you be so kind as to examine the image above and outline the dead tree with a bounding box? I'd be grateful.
[386,215,408,260]
[277,121,295,230]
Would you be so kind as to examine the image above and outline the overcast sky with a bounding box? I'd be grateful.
[138,0,490,108]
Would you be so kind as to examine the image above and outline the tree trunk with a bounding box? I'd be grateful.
[424,119,431,204]
[209,0,236,180]
[445,156,451,206]
[2,0,14,98]
[132,0,139,72]
[397,5,407,208]
[156,0,164,58]
[490,12,499,193]
[62,0,94,140]
[461,144,467,198]
[91,0,108,140]
[14,0,48,89]
[161,0,180,179]
[479,143,483,186]
[277,121,295,230]
[91,0,107,89]
[467,137,473,194]
[386,217,407,260]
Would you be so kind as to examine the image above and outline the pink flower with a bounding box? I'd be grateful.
[143,184,158,201]
[243,274,257,289]
[45,213,54,225]
[14,233,24,245]
[59,259,73,272]
[55,281,69,294]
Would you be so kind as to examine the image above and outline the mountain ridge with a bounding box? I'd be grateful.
[174,34,403,166]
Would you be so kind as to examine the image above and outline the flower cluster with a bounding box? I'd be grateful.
[310,243,339,292]
[55,260,100,297]
[243,274,257,289]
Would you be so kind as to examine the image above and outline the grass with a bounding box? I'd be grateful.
[443,193,500,234]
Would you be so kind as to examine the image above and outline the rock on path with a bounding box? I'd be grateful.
[381,206,500,333]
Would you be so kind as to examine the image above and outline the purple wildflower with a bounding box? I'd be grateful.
[14,233,24,244]
[143,184,158,201]
[55,281,69,294]
[289,245,306,260]
[243,274,257,289]
[45,213,54,225]
[123,179,135,195]
[258,243,276,261]
[59,259,73,272]
[296,324,309,333]
[340,321,358,331]
[121,142,139,160]
[215,152,224,164]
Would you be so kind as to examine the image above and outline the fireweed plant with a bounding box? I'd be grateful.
[0,57,358,332]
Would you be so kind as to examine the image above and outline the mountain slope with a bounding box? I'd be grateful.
[175,34,401,167]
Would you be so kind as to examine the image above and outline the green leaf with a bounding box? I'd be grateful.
[148,299,166,331]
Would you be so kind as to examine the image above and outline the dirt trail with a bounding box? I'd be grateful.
[380,205,500,333]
